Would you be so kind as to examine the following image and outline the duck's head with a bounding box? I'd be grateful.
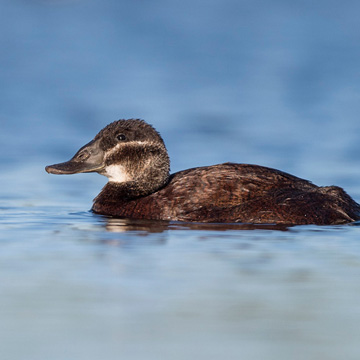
[45,119,170,196]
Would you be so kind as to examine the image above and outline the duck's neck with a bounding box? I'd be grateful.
[96,178,168,203]
[94,142,170,207]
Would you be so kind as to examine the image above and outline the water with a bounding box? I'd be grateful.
[2,0,360,359]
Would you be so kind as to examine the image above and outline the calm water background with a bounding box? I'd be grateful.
[2,0,360,359]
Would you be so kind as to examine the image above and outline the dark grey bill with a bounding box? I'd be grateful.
[45,139,105,175]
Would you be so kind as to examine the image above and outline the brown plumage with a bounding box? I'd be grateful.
[46,119,360,225]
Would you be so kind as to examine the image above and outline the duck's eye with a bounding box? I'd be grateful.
[116,134,126,141]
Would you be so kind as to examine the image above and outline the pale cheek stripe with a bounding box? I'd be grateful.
[104,141,150,159]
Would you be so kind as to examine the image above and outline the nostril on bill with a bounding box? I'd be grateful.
[76,151,90,161]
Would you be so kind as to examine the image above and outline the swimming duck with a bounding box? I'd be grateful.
[45,119,360,225]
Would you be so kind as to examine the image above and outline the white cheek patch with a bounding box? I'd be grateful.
[104,165,132,183]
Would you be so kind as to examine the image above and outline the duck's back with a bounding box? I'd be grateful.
[93,163,360,224]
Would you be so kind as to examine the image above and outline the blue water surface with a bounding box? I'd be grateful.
[2,0,360,359]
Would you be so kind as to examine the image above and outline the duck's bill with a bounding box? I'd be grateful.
[45,139,105,175]
[45,161,104,174]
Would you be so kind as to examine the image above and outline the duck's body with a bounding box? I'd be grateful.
[92,163,360,224]
[46,119,360,225]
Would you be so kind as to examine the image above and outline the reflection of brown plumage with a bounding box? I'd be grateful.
[46,119,360,225]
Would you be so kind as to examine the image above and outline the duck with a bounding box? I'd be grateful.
[45,119,360,225]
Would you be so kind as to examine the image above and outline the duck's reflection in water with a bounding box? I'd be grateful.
[102,217,291,233]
